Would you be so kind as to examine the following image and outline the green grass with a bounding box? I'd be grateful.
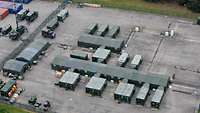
[74,0,200,19]
[0,103,33,113]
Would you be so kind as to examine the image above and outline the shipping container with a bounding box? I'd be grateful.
[92,48,111,63]
[131,54,142,70]
[107,25,120,38]
[0,1,23,14]
[151,86,164,109]
[58,71,80,91]
[0,8,8,20]
[118,52,129,67]
[96,24,109,36]
[136,83,150,106]
[86,23,98,34]
[114,82,135,103]
[85,77,107,96]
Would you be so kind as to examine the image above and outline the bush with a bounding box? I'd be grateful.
[177,0,188,5]
[186,0,200,13]
[144,0,161,2]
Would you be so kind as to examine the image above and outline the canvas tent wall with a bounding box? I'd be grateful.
[16,48,39,65]
[78,34,124,53]
[3,59,28,76]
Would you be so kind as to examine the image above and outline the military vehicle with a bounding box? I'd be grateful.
[57,9,69,22]
[1,25,12,35]
[28,96,37,105]
[16,9,29,21]
[26,11,39,22]
[41,28,56,39]
[47,18,59,31]
[9,25,27,40]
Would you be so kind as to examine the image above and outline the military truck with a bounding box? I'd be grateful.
[41,28,56,39]
[1,25,12,35]
[57,9,68,22]
[26,11,38,22]
[9,25,27,40]
[28,96,37,105]
[47,18,59,31]
[16,9,29,21]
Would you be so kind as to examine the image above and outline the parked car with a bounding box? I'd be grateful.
[26,11,38,22]
[16,9,29,21]
[41,28,56,39]
[2,25,12,35]
[57,9,69,22]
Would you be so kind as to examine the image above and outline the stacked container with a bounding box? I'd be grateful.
[0,1,23,14]
[0,8,9,20]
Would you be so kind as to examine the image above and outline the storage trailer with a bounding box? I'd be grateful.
[136,83,150,106]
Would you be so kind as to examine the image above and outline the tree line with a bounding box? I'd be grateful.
[144,0,200,13]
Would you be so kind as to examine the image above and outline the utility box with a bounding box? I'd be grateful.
[114,82,135,103]
[85,77,107,96]
[136,83,150,106]
[92,48,111,63]
[58,71,80,90]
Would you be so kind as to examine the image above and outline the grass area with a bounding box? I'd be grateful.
[0,103,32,113]
[73,0,200,19]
